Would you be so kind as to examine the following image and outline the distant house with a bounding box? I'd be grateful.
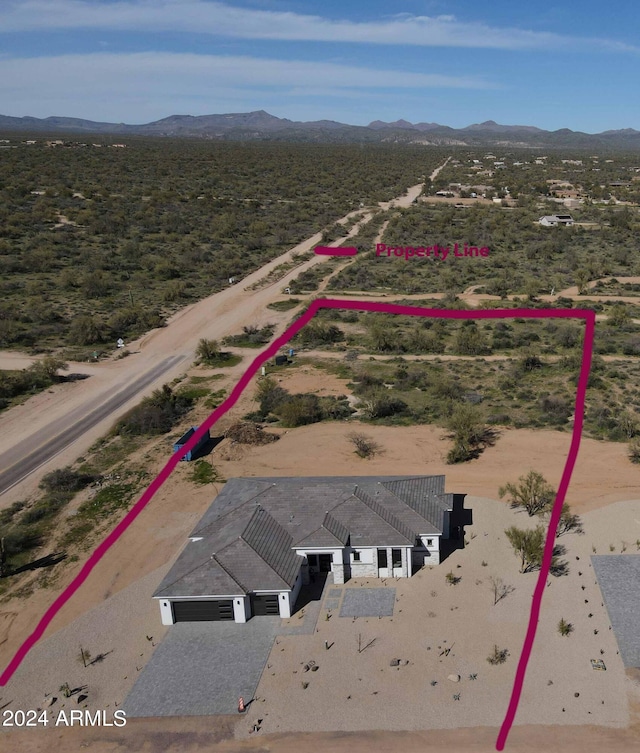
[153,476,471,624]
[538,214,574,227]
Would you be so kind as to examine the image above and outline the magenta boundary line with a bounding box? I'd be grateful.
[0,300,595,753]
[314,246,358,256]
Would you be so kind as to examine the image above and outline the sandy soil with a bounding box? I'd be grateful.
[1,398,640,751]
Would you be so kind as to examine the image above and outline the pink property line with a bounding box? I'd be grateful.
[314,246,358,256]
[0,300,595,753]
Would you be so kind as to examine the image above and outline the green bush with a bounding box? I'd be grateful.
[274,395,324,427]
[114,385,193,436]
[40,467,97,494]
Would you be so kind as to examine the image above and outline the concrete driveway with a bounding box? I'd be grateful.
[123,618,280,717]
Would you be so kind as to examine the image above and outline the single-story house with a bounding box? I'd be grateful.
[154,476,470,625]
[538,214,574,227]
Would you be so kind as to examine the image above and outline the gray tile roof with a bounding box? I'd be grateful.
[331,495,415,547]
[323,511,350,545]
[354,487,417,543]
[240,507,301,587]
[153,540,245,599]
[294,511,350,548]
[382,477,451,534]
[156,476,459,599]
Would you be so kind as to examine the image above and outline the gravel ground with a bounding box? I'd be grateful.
[591,555,640,667]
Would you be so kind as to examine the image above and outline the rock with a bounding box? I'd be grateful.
[390,658,400,667]
[46,696,57,707]
[447,674,461,683]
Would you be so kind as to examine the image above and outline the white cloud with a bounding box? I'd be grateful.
[0,51,493,91]
[0,51,495,120]
[1,0,637,53]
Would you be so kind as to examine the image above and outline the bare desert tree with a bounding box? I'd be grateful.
[489,575,515,605]
[552,503,583,536]
[348,432,381,459]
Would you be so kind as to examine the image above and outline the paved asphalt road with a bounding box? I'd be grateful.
[0,354,185,495]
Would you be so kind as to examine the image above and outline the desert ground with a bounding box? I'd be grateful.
[2,371,640,752]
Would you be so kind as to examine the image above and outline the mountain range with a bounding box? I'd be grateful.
[1,111,640,150]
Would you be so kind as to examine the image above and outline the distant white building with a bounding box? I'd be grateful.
[538,214,574,227]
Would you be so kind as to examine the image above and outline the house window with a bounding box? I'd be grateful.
[352,551,361,562]
[378,549,388,568]
[392,549,402,568]
[426,539,433,547]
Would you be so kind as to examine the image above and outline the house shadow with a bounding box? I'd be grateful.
[292,573,330,614]
[438,494,473,564]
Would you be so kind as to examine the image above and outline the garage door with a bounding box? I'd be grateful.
[251,594,280,616]
[172,600,234,622]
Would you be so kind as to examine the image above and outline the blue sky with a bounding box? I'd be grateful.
[0,0,638,131]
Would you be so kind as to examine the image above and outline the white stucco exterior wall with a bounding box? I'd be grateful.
[233,596,249,623]
[159,599,174,625]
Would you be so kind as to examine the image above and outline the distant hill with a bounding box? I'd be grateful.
[2,110,640,150]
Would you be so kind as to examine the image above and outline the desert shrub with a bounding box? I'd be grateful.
[558,618,574,636]
[359,392,408,420]
[114,385,192,435]
[67,314,108,345]
[2,526,43,556]
[267,298,301,311]
[195,338,239,366]
[107,306,164,337]
[176,385,210,401]
[499,471,555,516]
[351,373,385,396]
[297,323,343,347]
[487,645,509,665]
[257,378,290,416]
[629,438,640,464]
[446,403,493,463]
[224,324,275,348]
[39,467,98,494]
[0,500,26,526]
[504,525,554,573]
[348,432,381,458]
[190,460,224,485]
[273,395,323,427]
[318,395,352,420]
[454,321,491,356]
[538,395,572,424]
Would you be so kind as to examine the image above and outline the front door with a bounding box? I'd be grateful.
[308,553,333,573]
